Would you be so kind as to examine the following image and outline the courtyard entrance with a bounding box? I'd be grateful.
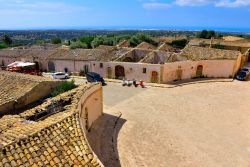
[151,71,159,83]
[107,67,112,79]
[115,65,125,79]
[196,65,203,78]
[48,61,55,72]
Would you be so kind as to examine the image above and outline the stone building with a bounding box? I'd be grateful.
[0,72,60,116]
[162,46,243,83]
[188,38,250,54]
[0,83,104,166]
[0,42,245,84]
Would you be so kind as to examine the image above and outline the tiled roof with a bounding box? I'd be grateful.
[179,46,240,61]
[189,38,250,48]
[157,43,176,52]
[114,48,152,62]
[48,48,121,62]
[117,40,130,48]
[136,42,156,50]
[0,72,55,106]
[140,51,177,64]
[0,84,102,167]
[0,49,26,58]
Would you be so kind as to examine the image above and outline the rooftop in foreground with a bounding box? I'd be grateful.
[0,83,102,167]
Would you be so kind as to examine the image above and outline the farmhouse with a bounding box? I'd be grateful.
[162,46,242,82]
[189,37,250,54]
[0,42,245,84]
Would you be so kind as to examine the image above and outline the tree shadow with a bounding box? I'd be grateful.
[86,113,126,167]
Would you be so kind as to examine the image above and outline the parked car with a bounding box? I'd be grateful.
[236,69,249,81]
[86,72,106,86]
[241,68,250,74]
[52,72,69,80]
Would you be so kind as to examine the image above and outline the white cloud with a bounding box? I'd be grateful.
[216,0,250,7]
[174,0,215,6]
[143,2,171,9]
[0,0,86,15]
[142,0,250,8]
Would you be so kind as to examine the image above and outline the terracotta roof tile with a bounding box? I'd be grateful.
[179,45,240,61]
[0,72,56,107]
[0,84,102,166]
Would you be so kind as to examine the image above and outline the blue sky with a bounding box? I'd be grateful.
[0,0,250,31]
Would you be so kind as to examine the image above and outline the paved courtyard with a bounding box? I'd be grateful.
[88,80,250,167]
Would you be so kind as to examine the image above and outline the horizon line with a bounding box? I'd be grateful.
[0,26,250,34]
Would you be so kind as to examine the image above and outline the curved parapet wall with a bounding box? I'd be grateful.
[0,83,104,167]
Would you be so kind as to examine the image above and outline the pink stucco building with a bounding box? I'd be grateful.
[0,43,245,84]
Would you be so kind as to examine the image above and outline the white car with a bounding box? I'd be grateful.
[52,72,69,79]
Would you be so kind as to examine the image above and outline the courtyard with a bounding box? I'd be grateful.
[87,79,250,167]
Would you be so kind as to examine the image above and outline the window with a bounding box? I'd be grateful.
[100,63,103,68]
[143,68,147,74]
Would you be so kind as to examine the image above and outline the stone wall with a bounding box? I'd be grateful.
[92,61,162,83]
[162,59,238,83]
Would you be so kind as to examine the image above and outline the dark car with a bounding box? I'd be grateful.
[86,72,106,86]
[236,71,248,81]
[241,68,249,73]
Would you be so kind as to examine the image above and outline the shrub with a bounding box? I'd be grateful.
[70,41,88,49]
[197,30,217,39]
[79,69,85,76]
[51,38,62,44]
[0,43,7,49]
[212,43,225,49]
[51,80,76,97]
[170,39,188,48]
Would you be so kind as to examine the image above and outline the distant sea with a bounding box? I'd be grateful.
[2,26,250,34]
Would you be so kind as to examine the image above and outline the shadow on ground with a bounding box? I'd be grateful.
[87,113,126,167]
[167,78,233,86]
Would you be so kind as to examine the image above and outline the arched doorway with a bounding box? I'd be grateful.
[115,65,125,79]
[176,66,183,80]
[48,61,55,72]
[107,67,112,79]
[151,71,159,83]
[247,49,250,62]
[196,65,203,78]
[34,61,39,70]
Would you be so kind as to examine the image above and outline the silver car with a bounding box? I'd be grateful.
[52,72,69,79]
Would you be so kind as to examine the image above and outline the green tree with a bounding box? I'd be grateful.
[51,38,62,44]
[0,43,7,49]
[197,30,217,39]
[171,39,188,48]
[79,36,95,48]
[2,34,12,45]
[70,41,88,49]
[51,80,76,97]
